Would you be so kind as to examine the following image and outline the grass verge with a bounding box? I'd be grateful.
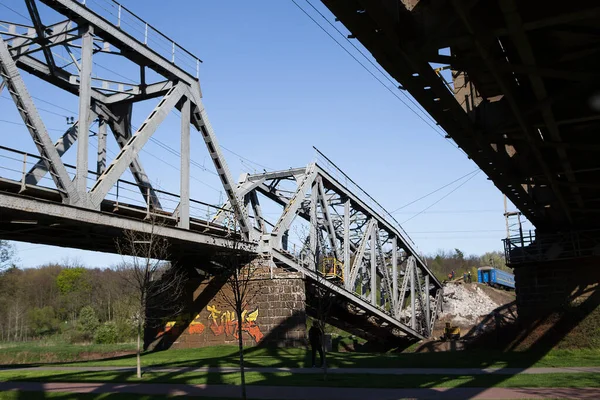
[2,343,599,370]
[58,346,600,369]
[0,369,599,389]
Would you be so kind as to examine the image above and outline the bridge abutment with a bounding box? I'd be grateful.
[514,257,600,320]
[146,267,307,350]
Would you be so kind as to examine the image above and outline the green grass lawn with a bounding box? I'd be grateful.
[0,343,135,365]
[0,369,598,389]
[0,343,599,390]
[1,343,600,369]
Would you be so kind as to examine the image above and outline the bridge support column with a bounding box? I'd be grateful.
[146,264,307,350]
[75,24,93,205]
[514,256,600,320]
[179,96,190,229]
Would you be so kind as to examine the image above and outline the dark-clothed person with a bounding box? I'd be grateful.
[308,325,324,368]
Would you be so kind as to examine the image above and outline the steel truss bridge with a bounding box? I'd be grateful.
[0,0,442,341]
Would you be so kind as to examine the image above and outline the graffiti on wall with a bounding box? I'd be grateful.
[157,313,205,337]
[207,305,264,343]
[156,305,263,343]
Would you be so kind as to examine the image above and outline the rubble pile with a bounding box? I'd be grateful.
[440,283,499,325]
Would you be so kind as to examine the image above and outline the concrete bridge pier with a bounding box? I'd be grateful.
[514,257,600,320]
[507,231,600,320]
[145,261,307,350]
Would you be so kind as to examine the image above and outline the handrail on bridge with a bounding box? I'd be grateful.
[503,228,600,265]
[78,0,203,79]
[0,145,232,221]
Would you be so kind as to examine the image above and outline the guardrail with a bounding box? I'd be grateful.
[504,229,600,264]
[0,146,231,224]
[80,0,202,79]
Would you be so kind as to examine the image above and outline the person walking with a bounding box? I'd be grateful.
[309,325,324,368]
[467,271,472,283]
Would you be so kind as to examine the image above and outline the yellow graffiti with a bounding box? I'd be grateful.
[206,304,263,342]
[245,309,258,322]
[207,305,221,324]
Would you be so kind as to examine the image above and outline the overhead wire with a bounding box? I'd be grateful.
[1,99,224,194]
[0,1,30,22]
[302,0,439,128]
[390,168,480,214]
[401,170,481,224]
[290,0,464,154]
[394,209,502,215]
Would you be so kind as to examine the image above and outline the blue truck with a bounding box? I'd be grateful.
[477,266,515,290]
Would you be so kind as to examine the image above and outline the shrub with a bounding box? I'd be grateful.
[95,322,118,344]
[67,330,88,344]
[28,306,60,337]
[78,306,99,340]
[115,319,136,343]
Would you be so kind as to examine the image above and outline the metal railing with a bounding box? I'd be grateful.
[504,229,600,264]
[0,146,232,226]
[80,0,202,79]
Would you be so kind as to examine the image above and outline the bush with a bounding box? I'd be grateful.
[67,330,89,344]
[115,319,136,343]
[95,322,118,344]
[78,306,99,340]
[28,306,60,337]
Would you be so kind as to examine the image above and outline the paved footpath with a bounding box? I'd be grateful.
[1,381,600,399]
[2,365,600,375]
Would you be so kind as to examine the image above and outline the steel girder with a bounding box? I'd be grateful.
[0,0,249,235]
[237,163,443,338]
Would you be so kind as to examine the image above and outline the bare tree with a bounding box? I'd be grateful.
[116,219,186,379]
[213,234,262,400]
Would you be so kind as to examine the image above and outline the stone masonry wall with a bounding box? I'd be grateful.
[147,268,307,349]
[515,256,600,320]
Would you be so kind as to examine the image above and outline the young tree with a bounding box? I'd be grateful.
[78,305,99,341]
[213,245,261,400]
[116,220,186,379]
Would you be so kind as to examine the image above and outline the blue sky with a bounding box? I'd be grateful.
[1,0,534,268]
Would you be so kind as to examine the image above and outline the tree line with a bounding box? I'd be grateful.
[0,260,138,344]
[0,238,510,344]
[424,249,510,282]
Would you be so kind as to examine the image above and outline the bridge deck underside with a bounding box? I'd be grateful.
[323,0,600,233]
[0,183,250,261]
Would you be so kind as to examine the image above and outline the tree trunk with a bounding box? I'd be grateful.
[320,322,327,381]
[136,322,142,379]
[237,308,247,400]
